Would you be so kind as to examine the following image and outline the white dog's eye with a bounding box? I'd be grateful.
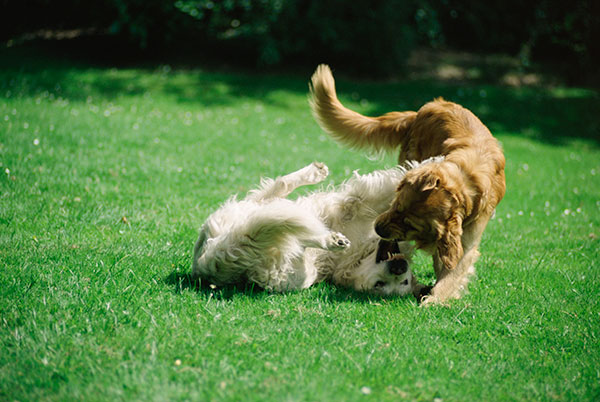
[374,281,386,289]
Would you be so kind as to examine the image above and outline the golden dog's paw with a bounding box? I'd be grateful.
[419,295,451,307]
[420,286,464,306]
[414,284,433,303]
[419,294,438,306]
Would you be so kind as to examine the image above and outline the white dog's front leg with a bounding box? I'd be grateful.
[247,162,329,201]
[291,161,330,186]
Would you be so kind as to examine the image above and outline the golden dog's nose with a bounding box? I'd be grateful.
[374,221,391,239]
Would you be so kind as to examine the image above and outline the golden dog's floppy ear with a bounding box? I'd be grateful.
[437,213,463,270]
[414,170,440,192]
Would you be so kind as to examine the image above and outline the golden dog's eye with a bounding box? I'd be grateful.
[374,281,386,289]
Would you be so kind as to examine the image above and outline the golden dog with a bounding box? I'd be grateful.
[309,64,506,304]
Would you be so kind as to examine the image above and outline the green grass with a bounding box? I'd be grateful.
[1,46,599,401]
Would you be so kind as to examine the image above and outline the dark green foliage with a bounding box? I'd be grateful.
[2,0,597,78]
[1,0,193,49]
[172,0,423,75]
[433,0,600,78]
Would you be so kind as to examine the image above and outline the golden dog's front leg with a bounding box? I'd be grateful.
[422,216,491,305]
[421,247,480,305]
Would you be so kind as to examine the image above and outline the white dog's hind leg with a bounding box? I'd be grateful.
[247,162,329,201]
[239,205,347,291]
[245,202,350,251]
[302,231,351,251]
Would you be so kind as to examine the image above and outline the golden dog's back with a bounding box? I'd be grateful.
[309,65,505,206]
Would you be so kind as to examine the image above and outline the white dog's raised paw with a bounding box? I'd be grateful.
[327,232,351,251]
[301,162,329,184]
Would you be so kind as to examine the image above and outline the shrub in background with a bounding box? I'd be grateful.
[434,0,599,78]
[174,0,433,76]
[1,0,597,79]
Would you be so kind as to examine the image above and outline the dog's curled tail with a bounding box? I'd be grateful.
[309,64,417,152]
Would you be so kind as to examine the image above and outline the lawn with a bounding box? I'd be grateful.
[1,46,599,401]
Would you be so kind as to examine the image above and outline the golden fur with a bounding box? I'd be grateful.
[309,64,506,304]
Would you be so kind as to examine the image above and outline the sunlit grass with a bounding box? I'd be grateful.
[1,48,599,401]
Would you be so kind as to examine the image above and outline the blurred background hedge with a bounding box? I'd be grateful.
[2,0,598,80]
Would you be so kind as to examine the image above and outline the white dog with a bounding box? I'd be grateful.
[191,160,437,296]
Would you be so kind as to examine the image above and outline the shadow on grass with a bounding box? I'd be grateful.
[308,284,421,305]
[0,43,310,109]
[164,269,419,305]
[164,270,265,298]
[2,43,598,147]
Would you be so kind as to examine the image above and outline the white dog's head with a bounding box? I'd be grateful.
[333,239,418,296]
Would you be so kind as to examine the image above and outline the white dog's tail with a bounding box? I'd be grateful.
[309,64,417,152]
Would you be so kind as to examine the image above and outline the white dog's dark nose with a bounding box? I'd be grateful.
[387,258,408,276]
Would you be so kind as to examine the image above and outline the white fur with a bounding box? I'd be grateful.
[191,159,440,295]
